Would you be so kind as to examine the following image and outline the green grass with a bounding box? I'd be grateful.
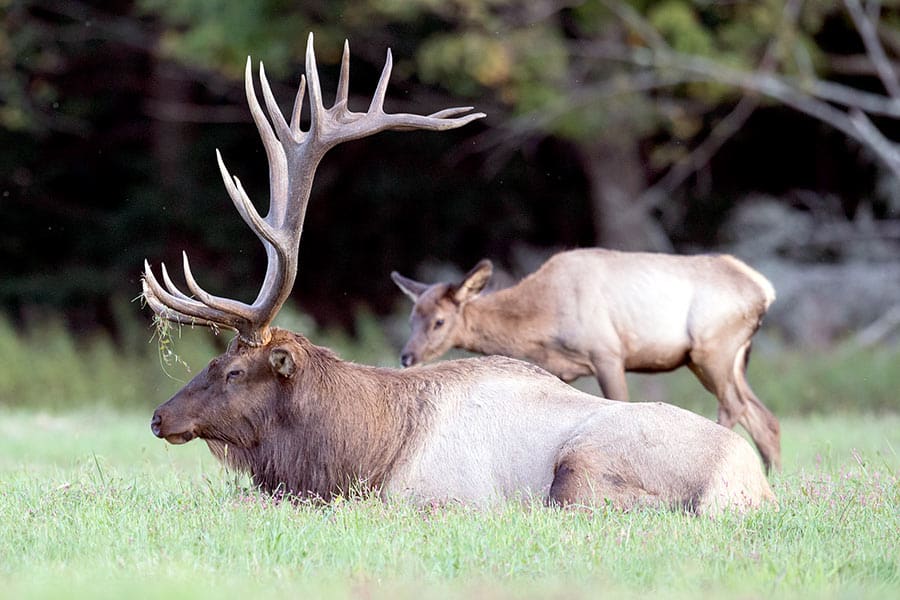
[0,408,897,599]
[0,308,898,598]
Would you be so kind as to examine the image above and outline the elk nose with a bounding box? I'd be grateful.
[400,352,416,368]
[150,413,163,438]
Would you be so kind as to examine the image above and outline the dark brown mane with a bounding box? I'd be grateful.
[207,329,437,499]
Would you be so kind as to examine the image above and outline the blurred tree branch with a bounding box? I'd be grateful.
[629,0,806,218]
[587,0,900,183]
[855,303,900,347]
[844,0,900,98]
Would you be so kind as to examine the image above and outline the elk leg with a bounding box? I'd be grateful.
[690,342,780,472]
[736,385,781,472]
[548,449,645,510]
[733,343,781,471]
[687,359,745,428]
[592,357,629,401]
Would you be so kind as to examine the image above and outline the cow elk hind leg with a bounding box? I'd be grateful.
[733,341,781,471]
[688,340,781,472]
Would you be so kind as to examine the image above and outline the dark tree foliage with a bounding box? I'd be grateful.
[1,1,896,334]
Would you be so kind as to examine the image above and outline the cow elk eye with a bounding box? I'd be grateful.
[434,318,445,330]
[226,369,245,382]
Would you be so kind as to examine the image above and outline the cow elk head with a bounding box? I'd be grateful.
[391,259,493,367]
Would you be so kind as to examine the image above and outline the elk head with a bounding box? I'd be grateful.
[391,259,492,367]
[150,330,305,447]
[144,34,484,450]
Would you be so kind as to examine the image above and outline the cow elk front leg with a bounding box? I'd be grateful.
[592,356,629,401]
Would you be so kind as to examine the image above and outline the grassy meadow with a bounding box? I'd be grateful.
[0,312,898,599]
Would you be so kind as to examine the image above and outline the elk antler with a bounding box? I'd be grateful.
[142,33,485,346]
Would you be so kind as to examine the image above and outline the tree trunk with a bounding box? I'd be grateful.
[150,59,192,203]
[577,140,672,252]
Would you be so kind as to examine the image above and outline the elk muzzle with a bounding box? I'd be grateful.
[400,351,418,368]
[150,407,197,445]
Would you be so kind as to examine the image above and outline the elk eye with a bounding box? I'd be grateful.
[226,369,244,382]
[434,318,445,330]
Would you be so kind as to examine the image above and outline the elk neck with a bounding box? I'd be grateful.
[456,285,547,358]
[209,329,437,500]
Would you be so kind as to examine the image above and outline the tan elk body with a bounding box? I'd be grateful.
[144,35,775,514]
[155,328,774,513]
[392,250,782,470]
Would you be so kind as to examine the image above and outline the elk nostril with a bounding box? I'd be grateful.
[400,353,415,368]
[150,414,162,437]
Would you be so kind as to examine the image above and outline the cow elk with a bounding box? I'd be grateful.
[143,35,775,514]
[392,250,781,471]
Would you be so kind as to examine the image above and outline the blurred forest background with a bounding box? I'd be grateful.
[2,0,900,362]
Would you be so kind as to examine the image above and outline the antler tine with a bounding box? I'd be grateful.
[144,261,191,312]
[311,38,485,145]
[180,252,256,320]
[305,32,326,137]
[290,74,306,137]
[143,261,233,328]
[244,58,290,228]
[259,63,293,145]
[335,40,351,109]
[142,277,196,326]
[380,109,488,132]
[160,262,193,302]
[428,106,482,120]
[368,48,393,115]
[215,149,279,247]
[143,275,238,333]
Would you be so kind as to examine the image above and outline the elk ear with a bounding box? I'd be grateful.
[453,259,493,304]
[268,347,296,379]
[391,271,430,302]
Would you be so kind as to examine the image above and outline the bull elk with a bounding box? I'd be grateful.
[144,35,775,513]
[392,250,781,471]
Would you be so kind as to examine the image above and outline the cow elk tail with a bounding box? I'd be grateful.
[142,34,485,346]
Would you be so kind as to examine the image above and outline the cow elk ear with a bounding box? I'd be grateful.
[268,348,297,378]
[453,259,493,304]
[391,271,430,302]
